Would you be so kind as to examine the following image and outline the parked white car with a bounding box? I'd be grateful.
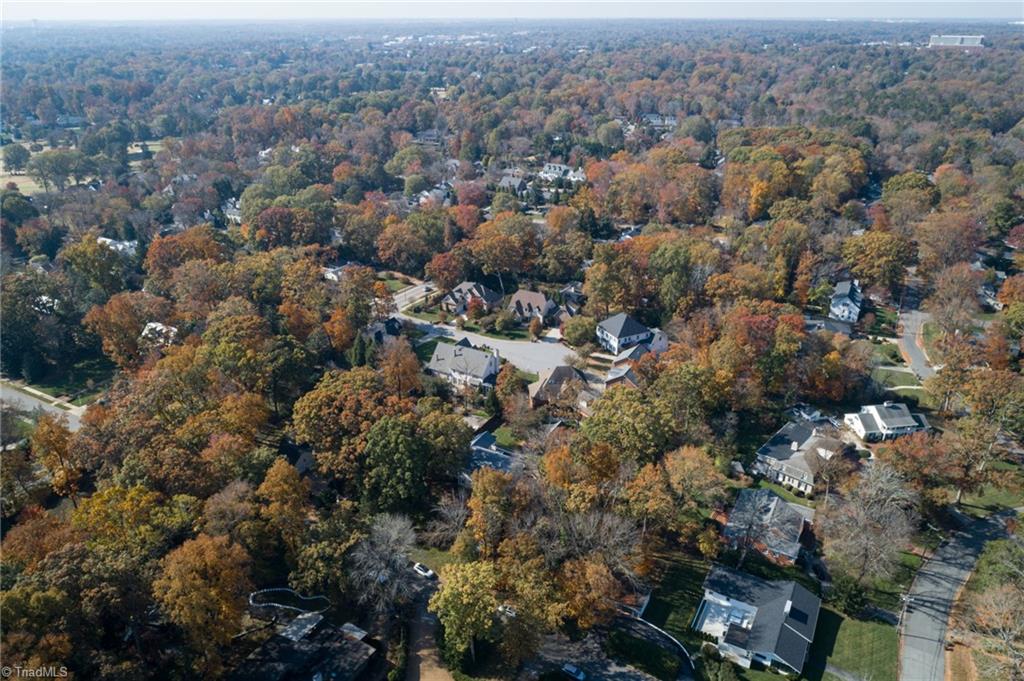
[412,562,436,579]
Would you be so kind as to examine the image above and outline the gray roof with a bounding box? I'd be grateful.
[597,312,651,340]
[704,567,821,673]
[757,420,817,464]
[929,34,984,47]
[724,489,807,561]
[427,341,497,381]
[528,365,585,402]
[446,281,502,306]
[831,280,862,305]
[873,402,917,429]
[508,290,552,317]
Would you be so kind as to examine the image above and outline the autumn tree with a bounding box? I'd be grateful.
[153,534,252,674]
[83,291,174,368]
[30,413,80,505]
[379,337,422,395]
[257,458,310,558]
[429,561,501,664]
[841,230,914,293]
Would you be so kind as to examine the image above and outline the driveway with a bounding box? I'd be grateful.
[900,512,1010,681]
[1,381,83,431]
[896,284,935,381]
[399,315,578,374]
[405,593,453,681]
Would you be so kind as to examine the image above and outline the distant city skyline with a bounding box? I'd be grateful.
[4,1,1021,23]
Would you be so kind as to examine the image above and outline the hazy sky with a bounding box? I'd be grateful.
[4,1,1022,23]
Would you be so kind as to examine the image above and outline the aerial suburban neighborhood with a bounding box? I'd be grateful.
[0,7,1022,681]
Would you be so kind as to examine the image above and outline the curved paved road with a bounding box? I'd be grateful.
[900,513,1009,681]
[1,382,83,431]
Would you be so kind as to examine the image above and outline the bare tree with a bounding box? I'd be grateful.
[422,491,469,548]
[348,513,417,616]
[728,491,774,569]
[820,463,919,585]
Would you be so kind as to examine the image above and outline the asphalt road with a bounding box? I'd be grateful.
[0,382,83,431]
[896,284,936,381]
[898,309,936,381]
[900,513,1009,681]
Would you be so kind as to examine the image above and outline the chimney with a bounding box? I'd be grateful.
[791,441,800,452]
[784,600,792,615]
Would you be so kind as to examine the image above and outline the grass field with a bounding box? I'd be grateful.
[643,552,711,653]
[805,608,899,681]
[414,338,447,363]
[871,367,920,388]
[29,356,115,404]
[868,550,923,611]
[0,172,45,195]
[409,546,459,574]
[493,425,521,449]
[604,630,680,680]
[749,478,814,507]
[962,459,1024,517]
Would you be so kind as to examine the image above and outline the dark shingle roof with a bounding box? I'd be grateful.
[703,566,821,673]
[724,489,806,560]
[597,312,650,340]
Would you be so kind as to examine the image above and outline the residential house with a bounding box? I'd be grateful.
[694,567,821,675]
[426,338,500,389]
[96,237,139,257]
[611,328,669,366]
[363,317,403,345]
[753,419,847,495]
[461,431,516,485]
[440,281,503,315]
[230,613,375,681]
[978,282,1004,311]
[139,322,179,348]
[596,312,653,355]
[528,365,588,408]
[538,163,572,182]
[804,315,853,337]
[828,280,862,323]
[605,365,640,390]
[928,35,984,48]
[641,113,678,132]
[843,402,929,442]
[221,198,242,224]
[507,289,556,323]
[322,266,345,282]
[723,489,812,566]
[497,174,528,195]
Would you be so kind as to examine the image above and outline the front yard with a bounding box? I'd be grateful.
[804,608,899,681]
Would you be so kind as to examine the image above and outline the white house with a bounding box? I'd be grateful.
[596,313,653,355]
[96,237,139,258]
[844,402,929,442]
[828,280,862,323]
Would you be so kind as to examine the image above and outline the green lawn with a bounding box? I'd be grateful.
[409,546,459,574]
[962,460,1024,517]
[749,478,814,507]
[28,356,115,404]
[867,341,904,366]
[804,608,898,681]
[493,426,521,449]
[921,321,943,363]
[461,321,530,341]
[377,275,409,293]
[871,368,919,388]
[863,306,898,337]
[868,550,923,611]
[883,386,936,410]
[604,630,680,681]
[643,552,711,653]
[415,338,448,363]
[406,307,446,323]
